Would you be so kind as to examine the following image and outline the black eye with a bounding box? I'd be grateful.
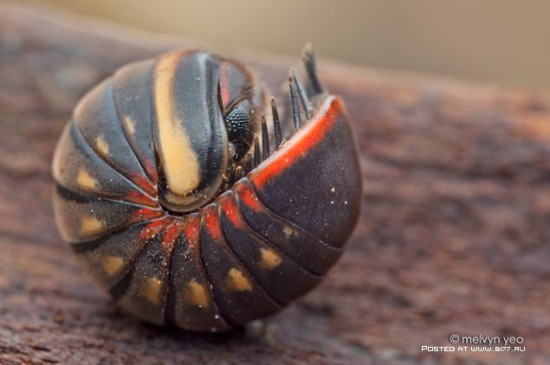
[224,100,253,160]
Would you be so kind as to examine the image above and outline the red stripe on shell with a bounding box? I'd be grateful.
[250,96,342,188]
[218,193,245,229]
[127,189,158,207]
[202,204,222,241]
[130,208,164,222]
[219,63,231,110]
[140,218,170,241]
[130,171,157,197]
[183,214,201,249]
[234,181,262,213]
[142,156,159,188]
[162,219,184,252]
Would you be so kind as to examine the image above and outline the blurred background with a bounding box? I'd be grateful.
[35,0,550,90]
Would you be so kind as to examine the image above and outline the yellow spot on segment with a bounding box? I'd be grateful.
[141,277,163,305]
[95,135,109,156]
[76,169,97,190]
[101,255,124,276]
[155,52,201,196]
[80,214,103,236]
[283,225,294,239]
[227,268,253,292]
[124,116,136,136]
[187,279,209,308]
[260,248,282,270]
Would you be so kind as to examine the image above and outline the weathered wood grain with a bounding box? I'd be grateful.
[1,3,549,364]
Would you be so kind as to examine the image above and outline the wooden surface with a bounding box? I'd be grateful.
[1,3,550,365]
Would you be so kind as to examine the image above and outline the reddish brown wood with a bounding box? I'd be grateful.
[1,3,549,364]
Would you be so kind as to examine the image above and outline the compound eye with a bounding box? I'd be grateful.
[224,100,253,161]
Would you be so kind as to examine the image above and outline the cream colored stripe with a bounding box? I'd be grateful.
[155,52,201,196]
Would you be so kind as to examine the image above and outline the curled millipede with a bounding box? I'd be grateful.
[52,45,361,332]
